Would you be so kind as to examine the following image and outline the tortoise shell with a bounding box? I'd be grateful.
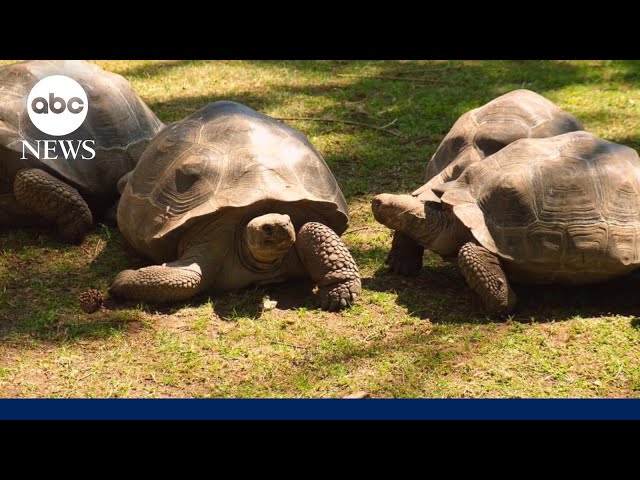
[0,60,163,205]
[439,131,640,283]
[415,89,582,202]
[117,101,349,262]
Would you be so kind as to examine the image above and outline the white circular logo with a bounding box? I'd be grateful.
[27,75,88,136]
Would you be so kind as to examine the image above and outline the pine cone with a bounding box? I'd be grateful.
[78,289,105,314]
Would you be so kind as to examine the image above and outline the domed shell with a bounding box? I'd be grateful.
[414,89,582,202]
[0,60,163,203]
[440,131,640,283]
[118,101,349,261]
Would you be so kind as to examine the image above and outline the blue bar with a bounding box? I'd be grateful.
[0,399,639,420]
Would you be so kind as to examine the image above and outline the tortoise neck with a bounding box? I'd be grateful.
[391,200,469,257]
[372,193,471,257]
[401,201,450,251]
[425,204,471,257]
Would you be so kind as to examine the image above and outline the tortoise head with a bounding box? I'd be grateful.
[245,213,296,264]
[371,193,427,234]
[372,193,472,257]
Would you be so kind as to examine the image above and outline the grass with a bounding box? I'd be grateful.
[2,60,640,397]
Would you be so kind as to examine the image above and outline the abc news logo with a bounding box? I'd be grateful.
[31,93,85,114]
[21,75,96,160]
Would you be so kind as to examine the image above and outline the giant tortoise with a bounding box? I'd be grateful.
[372,131,640,313]
[388,89,583,276]
[0,60,163,242]
[111,101,361,311]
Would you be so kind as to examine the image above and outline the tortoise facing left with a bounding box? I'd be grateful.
[416,89,583,201]
[0,60,163,242]
[388,89,583,276]
[373,131,640,313]
[111,101,360,311]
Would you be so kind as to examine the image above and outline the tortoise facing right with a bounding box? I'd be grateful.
[0,60,163,242]
[372,131,640,313]
[111,101,360,311]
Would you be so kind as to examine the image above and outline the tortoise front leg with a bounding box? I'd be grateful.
[110,259,206,303]
[458,241,516,313]
[386,231,424,276]
[14,168,92,243]
[295,222,361,311]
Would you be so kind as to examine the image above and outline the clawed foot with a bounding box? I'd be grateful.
[315,279,361,311]
[295,222,362,312]
[386,249,423,276]
[386,231,424,276]
[58,218,92,244]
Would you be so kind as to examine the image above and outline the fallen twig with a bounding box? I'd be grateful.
[391,64,474,73]
[344,226,375,235]
[78,371,96,381]
[337,73,439,83]
[415,136,440,145]
[343,391,370,399]
[93,239,104,258]
[365,329,388,341]
[275,116,403,137]
[379,118,398,129]
[271,340,306,350]
[612,363,624,380]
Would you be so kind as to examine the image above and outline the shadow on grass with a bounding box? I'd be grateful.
[114,60,210,79]
[144,60,617,198]
[0,226,62,252]
[209,280,316,321]
[295,323,460,376]
[106,278,320,323]
[0,226,146,342]
[367,258,640,324]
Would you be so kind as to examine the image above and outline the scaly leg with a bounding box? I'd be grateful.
[458,241,516,313]
[295,222,361,311]
[14,168,92,243]
[110,259,205,303]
